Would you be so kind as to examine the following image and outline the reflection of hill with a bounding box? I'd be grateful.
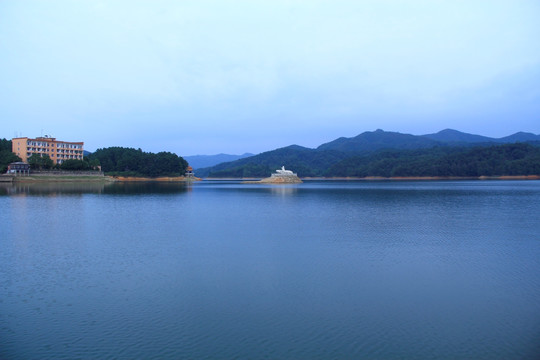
[103,182,190,195]
[0,182,191,196]
[0,182,107,196]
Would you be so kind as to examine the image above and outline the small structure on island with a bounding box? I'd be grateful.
[185,166,195,178]
[275,166,295,176]
[184,165,202,181]
[258,166,302,184]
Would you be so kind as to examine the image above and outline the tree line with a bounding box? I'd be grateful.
[86,147,188,177]
[0,139,22,173]
[326,143,540,177]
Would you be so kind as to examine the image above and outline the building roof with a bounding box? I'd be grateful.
[12,136,83,144]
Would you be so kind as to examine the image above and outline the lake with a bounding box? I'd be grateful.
[1,180,540,359]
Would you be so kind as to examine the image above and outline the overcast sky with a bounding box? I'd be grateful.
[1,0,539,155]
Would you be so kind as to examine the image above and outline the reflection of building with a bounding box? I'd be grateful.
[12,136,84,165]
[7,162,30,175]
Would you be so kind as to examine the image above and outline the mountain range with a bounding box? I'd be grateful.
[317,129,540,153]
[195,129,540,178]
[422,129,540,143]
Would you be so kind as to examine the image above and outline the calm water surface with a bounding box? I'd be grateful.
[1,180,540,359]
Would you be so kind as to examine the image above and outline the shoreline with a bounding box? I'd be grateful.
[318,175,540,181]
[112,176,200,182]
[6,175,201,183]
[209,175,540,181]
[244,175,303,184]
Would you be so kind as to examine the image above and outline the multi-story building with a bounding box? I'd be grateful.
[12,136,84,165]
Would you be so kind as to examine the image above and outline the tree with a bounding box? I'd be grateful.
[0,138,12,152]
[28,154,54,170]
[0,138,22,173]
[60,159,89,170]
[0,153,21,173]
[88,158,101,170]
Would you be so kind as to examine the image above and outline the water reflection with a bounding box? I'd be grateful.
[197,180,301,195]
[0,182,106,196]
[103,182,190,195]
[0,181,191,196]
[269,185,299,196]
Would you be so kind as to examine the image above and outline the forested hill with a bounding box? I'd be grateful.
[198,145,349,178]
[197,129,540,178]
[326,143,540,177]
[87,147,188,177]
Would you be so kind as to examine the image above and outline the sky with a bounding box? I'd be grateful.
[1,0,539,156]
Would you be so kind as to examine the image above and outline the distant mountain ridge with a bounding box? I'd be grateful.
[318,129,439,152]
[421,129,494,143]
[422,129,540,144]
[196,129,540,178]
[318,129,540,152]
[184,153,254,169]
[498,132,540,143]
